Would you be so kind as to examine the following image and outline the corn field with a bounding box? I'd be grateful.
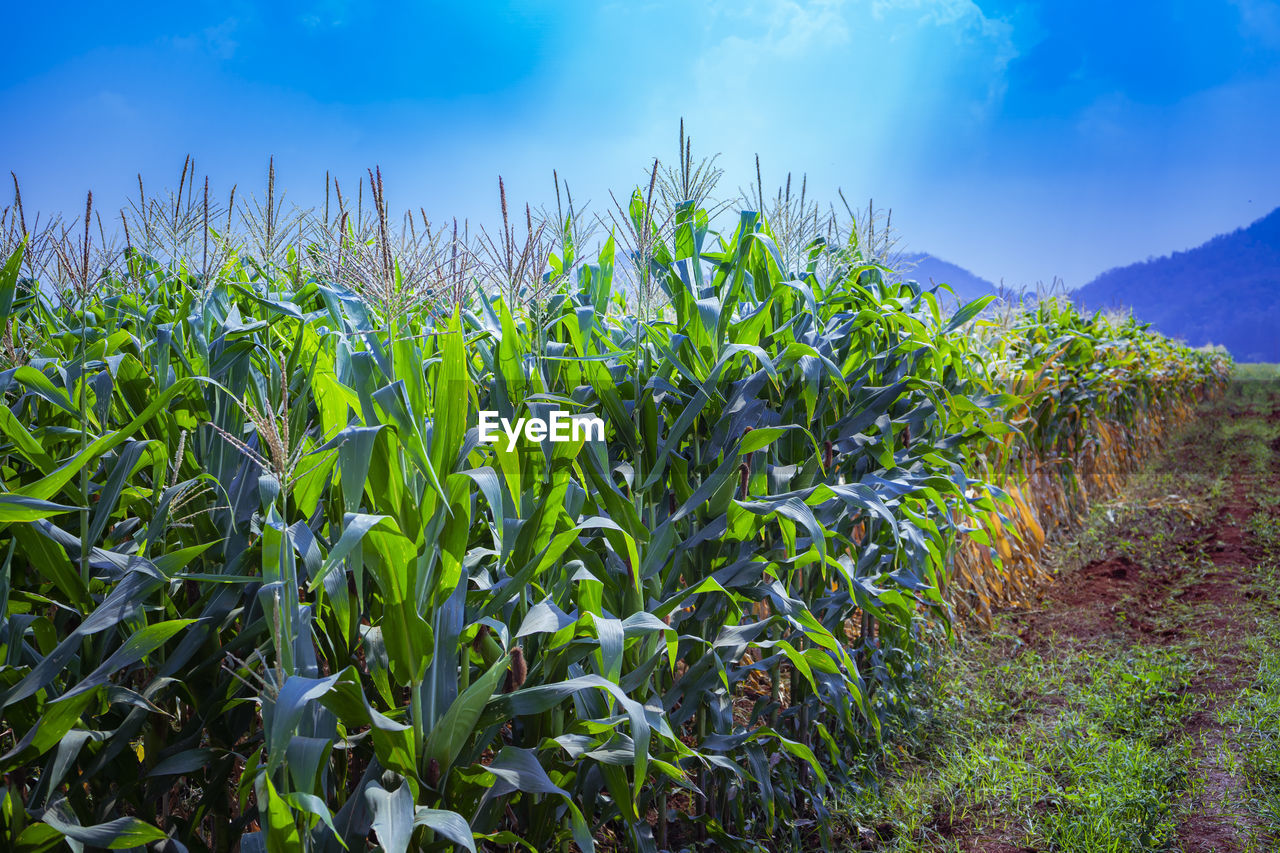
[0,164,1229,853]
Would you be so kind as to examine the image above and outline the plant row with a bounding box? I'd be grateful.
[0,181,1228,852]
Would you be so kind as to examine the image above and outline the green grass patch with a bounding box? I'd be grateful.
[1232,363,1280,381]
[825,641,1196,851]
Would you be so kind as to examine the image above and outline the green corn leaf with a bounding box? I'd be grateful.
[422,653,507,780]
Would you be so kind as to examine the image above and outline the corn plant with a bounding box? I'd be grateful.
[0,165,1227,853]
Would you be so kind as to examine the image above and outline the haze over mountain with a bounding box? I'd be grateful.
[898,253,998,303]
[1072,207,1280,362]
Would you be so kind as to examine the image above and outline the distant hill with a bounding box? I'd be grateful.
[1072,207,1280,362]
[897,253,997,304]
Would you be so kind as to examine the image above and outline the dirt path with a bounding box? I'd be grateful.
[1023,429,1263,846]
[842,377,1280,853]
[1168,437,1262,853]
[984,380,1280,852]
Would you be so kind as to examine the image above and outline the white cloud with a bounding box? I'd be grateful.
[300,0,351,30]
[92,91,138,121]
[682,0,1018,146]
[1232,0,1280,46]
[730,0,854,55]
[169,18,239,60]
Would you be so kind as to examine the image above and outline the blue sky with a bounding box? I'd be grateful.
[4,0,1279,287]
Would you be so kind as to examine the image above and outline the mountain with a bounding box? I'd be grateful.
[1072,207,1280,362]
[897,253,998,304]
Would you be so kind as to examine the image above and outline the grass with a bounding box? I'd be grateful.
[1220,623,1280,834]
[825,636,1197,851]
[1233,362,1280,381]
[1216,431,1280,846]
